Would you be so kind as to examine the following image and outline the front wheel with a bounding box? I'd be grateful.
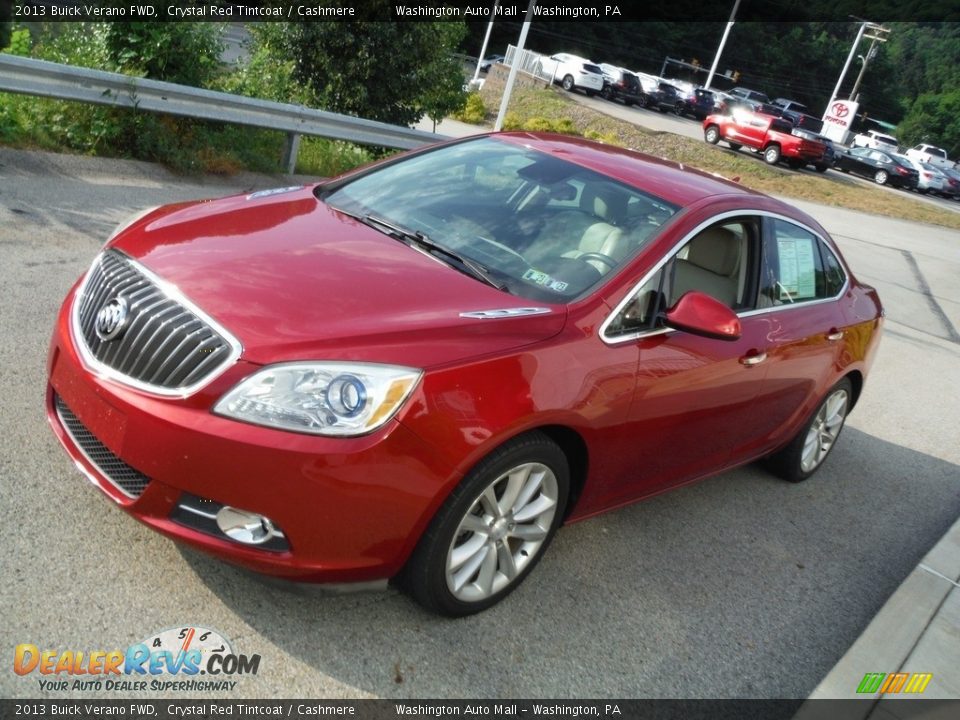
[765,378,852,483]
[874,170,889,185]
[704,125,720,144]
[402,432,569,616]
[764,145,781,165]
[561,75,575,92]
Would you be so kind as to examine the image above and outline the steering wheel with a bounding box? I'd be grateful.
[577,252,618,271]
[473,235,527,262]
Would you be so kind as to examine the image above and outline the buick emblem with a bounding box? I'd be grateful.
[95,297,130,341]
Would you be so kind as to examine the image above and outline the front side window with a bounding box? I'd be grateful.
[322,138,679,302]
[605,217,759,339]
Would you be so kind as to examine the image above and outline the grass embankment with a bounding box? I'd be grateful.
[0,91,375,177]
[475,84,960,231]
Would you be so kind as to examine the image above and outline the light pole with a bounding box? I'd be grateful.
[704,0,742,90]
[471,0,500,85]
[494,0,537,131]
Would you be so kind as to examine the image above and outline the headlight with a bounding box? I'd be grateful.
[106,205,159,243]
[214,362,422,437]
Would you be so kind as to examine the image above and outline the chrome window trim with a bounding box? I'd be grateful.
[600,209,849,346]
[70,251,244,398]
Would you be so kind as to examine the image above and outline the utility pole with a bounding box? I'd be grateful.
[850,25,890,101]
[828,21,867,109]
[704,0,742,90]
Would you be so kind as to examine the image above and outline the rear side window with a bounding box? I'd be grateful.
[761,219,844,305]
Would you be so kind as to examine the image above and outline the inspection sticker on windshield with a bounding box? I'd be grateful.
[523,269,568,293]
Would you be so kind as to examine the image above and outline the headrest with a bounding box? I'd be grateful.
[686,226,740,276]
[580,184,627,225]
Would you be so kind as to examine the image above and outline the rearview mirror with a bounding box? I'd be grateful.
[664,291,741,341]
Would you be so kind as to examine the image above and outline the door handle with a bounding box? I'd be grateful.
[826,329,845,341]
[740,351,767,366]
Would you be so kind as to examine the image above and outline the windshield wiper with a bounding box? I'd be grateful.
[361,213,507,292]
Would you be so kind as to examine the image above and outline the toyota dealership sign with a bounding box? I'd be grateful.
[822,99,859,144]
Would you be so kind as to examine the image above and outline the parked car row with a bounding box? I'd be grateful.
[520,51,960,197]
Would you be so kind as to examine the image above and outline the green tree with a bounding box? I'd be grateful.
[898,90,960,156]
[264,21,468,126]
[104,18,224,87]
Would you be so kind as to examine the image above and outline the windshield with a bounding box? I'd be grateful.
[322,138,679,302]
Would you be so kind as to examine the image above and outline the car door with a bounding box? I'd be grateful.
[847,147,875,177]
[736,216,851,452]
[593,214,775,504]
[736,114,769,147]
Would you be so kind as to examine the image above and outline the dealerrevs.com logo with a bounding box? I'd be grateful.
[14,626,261,693]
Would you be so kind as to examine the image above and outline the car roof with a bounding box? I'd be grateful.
[493,132,764,207]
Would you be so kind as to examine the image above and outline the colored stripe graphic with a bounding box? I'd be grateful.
[857,672,932,694]
[904,673,933,693]
[857,673,886,694]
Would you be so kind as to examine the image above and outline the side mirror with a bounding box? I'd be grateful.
[664,291,741,341]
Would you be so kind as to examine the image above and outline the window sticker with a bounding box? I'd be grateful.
[522,269,569,293]
[777,236,816,300]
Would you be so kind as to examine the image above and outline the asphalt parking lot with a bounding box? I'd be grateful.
[1,146,958,700]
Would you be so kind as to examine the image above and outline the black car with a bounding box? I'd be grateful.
[648,82,681,113]
[833,147,920,188]
[675,88,716,120]
[598,65,646,107]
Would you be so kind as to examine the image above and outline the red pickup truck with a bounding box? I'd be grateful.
[703,111,828,171]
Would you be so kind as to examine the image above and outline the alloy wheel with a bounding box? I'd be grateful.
[444,462,559,602]
[800,388,849,473]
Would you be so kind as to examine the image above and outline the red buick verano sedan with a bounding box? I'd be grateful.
[46,133,882,615]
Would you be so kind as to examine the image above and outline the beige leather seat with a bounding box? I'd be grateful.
[671,226,741,307]
[562,185,630,273]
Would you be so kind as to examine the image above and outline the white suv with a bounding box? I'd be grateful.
[544,53,604,96]
[852,130,899,152]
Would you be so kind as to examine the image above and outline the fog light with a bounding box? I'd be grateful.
[216,506,282,545]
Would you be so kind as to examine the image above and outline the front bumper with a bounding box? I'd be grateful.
[45,293,460,584]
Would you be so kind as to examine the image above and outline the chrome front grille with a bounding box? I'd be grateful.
[73,250,240,395]
[54,394,151,498]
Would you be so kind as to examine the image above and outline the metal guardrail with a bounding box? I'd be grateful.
[0,54,445,173]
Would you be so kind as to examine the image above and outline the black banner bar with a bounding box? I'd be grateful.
[6,0,960,23]
[3,700,960,720]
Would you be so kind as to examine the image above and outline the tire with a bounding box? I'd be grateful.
[727,142,742,151]
[561,75,575,92]
[601,86,613,100]
[704,125,721,145]
[765,378,853,483]
[763,144,781,165]
[874,170,889,185]
[636,95,648,109]
[402,432,570,616]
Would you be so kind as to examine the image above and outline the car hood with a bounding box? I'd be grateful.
[108,188,567,368]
